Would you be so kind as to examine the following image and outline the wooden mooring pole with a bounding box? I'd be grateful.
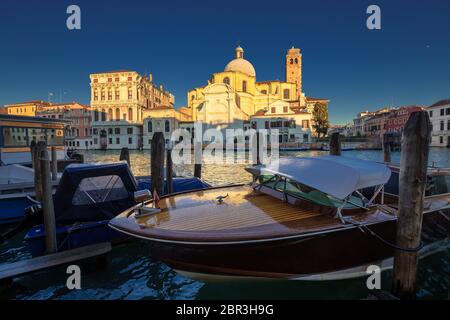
[392,111,431,299]
[166,145,173,195]
[31,141,46,202]
[151,132,165,196]
[119,147,131,168]
[329,132,341,156]
[194,141,202,179]
[252,131,261,166]
[51,146,58,181]
[39,144,58,254]
[383,133,391,163]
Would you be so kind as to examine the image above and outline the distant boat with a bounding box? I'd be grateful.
[321,146,354,151]
[279,147,309,152]
[109,156,450,280]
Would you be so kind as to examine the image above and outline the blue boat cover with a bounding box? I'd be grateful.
[137,177,211,194]
[53,163,138,223]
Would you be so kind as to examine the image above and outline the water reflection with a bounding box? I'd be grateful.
[1,148,448,300]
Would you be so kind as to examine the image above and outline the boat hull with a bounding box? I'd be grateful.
[137,209,450,279]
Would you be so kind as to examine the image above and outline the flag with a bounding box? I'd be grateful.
[153,189,160,209]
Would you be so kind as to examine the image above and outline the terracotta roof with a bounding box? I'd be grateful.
[5,100,50,107]
[429,99,450,108]
[306,96,329,102]
[291,107,309,114]
[178,107,191,115]
[47,102,90,109]
[254,109,267,116]
[151,105,174,110]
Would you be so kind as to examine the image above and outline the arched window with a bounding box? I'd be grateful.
[94,110,99,121]
[295,58,298,64]
[283,89,290,100]
[148,121,152,132]
[115,108,120,121]
[101,109,106,121]
[290,58,294,64]
[128,108,133,121]
[223,77,230,85]
[108,108,113,121]
[242,80,247,92]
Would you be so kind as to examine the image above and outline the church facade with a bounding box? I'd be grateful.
[185,46,329,142]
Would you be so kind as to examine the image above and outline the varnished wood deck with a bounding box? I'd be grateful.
[110,185,395,243]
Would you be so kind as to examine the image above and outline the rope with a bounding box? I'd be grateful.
[57,223,81,251]
[347,219,424,253]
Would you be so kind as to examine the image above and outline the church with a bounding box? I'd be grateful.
[185,46,329,142]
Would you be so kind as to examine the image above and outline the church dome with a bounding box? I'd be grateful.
[224,46,256,77]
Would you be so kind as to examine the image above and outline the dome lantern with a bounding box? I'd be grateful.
[224,46,256,77]
[235,46,244,59]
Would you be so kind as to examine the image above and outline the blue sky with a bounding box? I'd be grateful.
[0,0,449,124]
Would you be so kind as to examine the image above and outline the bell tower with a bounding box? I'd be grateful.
[285,47,302,99]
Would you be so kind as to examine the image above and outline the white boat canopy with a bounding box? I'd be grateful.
[251,156,392,200]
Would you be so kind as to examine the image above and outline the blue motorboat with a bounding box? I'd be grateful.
[19,162,210,257]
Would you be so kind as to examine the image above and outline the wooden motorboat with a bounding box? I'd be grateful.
[109,156,450,280]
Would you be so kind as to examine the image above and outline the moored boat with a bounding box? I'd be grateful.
[109,156,450,280]
[0,161,210,256]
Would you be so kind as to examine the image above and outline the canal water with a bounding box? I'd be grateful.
[1,149,449,299]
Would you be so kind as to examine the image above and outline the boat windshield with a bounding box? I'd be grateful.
[255,174,365,210]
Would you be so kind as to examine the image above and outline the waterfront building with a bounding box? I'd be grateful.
[142,106,192,149]
[353,111,375,136]
[385,106,424,134]
[353,106,427,143]
[89,70,174,150]
[249,102,312,143]
[185,46,329,140]
[1,100,51,116]
[363,110,391,138]
[36,102,93,150]
[428,99,450,147]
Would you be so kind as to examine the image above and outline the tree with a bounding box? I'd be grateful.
[312,103,329,139]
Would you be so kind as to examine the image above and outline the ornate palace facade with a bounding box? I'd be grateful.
[89,70,174,149]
